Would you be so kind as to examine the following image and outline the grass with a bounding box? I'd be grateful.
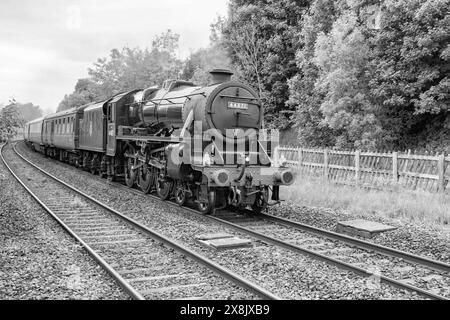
[281,175,450,227]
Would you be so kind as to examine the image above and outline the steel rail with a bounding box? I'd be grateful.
[11,142,280,300]
[259,212,450,274]
[91,178,449,300]
[207,214,448,300]
[0,143,145,300]
[116,182,450,300]
[15,141,449,300]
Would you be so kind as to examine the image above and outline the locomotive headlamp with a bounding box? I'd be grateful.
[212,169,230,186]
[273,169,295,185]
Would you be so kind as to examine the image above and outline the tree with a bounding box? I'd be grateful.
[0,104,23,141]
[14,102,43,122]
[289,0,450,151]
[288,0,343,147]
[312,9,381,149]
[59,29,184,111]
[368,0,450,151]
[182,18,232,86]
[222,0,310,129]
[57,78,98,112]
[224,18,265,100]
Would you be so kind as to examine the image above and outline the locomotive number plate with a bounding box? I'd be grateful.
[228,101,248,110]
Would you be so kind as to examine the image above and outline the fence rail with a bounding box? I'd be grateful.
[278,147,450,193]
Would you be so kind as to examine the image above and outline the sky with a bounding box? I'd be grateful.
[0,0,228,113]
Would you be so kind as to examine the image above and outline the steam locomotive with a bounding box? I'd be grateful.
[24,69,294,214]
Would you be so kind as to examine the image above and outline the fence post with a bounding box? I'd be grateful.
[323,149,329,181]
[392,151,398,185]
[297,147,302,174]
[438,153,445,193]
[355,150,360,186]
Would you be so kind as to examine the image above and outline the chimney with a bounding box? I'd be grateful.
[209,69,233,84]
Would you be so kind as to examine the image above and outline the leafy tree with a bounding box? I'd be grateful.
[288,0,344,147]
[222,0,310,129]
[0,104,23,141]
[182,18,232,86]
[313,9,382,149]
[368,0,450,150]
[14,102,43,122]
[57,78,97,112]
[289,0,449,151]
[59,30,183,111]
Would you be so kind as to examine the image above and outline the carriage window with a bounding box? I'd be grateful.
[107,104,113,121]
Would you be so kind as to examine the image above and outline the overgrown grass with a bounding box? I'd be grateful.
[281,175,450,226]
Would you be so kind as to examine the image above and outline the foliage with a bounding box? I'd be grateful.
[52,2,450,152]
[288,0,450,151]
[57,78,97,112]
[182,17,232,86]
[0,104,23,141]
[367,0,450,151]
[221,0,310,129]
[288,0,340,148]
[14,102,43,123]
[57,30,183,112]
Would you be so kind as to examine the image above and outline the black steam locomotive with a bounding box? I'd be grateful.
[24,69,294,214]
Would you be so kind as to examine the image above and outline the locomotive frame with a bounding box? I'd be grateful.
[24,69,295,214]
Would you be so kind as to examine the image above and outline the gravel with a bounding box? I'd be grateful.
[0,144,129,300]
[4,143,259,300]
[16,142,422,299]
[267,200,450,264]
[233,218,450,297]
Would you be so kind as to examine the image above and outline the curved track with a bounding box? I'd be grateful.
[1,142,279,300]
[14,141,450,300]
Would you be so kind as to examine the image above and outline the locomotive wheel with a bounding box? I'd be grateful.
[157,179,173,200]
[197,190,215,215]
[124,158,136,188]
[90,155,98,175]
[99,155,107,178]
[251,188,268,214]
[138,165,155,194]
[90,159,97,175]
[174,186,187,206]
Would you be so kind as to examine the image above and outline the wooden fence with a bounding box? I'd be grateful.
[278,147,450,193]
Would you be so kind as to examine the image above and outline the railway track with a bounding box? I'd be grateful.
[1,142,279,300]
[14,141,450,300]
[210,211,450,300]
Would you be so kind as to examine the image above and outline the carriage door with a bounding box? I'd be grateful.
[50,120,55,145]
[106,102,116,156]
